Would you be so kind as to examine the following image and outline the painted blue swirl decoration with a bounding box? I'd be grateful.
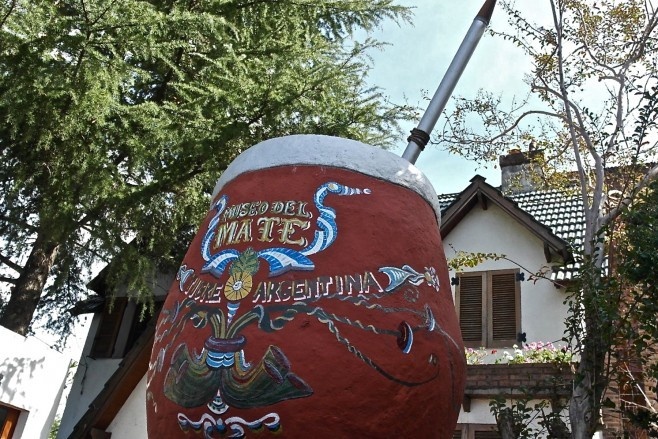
[201,182,369,279]
[378,265,440,293]
[177,411,280,438]
[177,265,194,292]
[206,351,235,369]
[378,265,426,292]
[301,182,370,256]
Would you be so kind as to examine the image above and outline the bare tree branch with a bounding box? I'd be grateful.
[602,163,658,225]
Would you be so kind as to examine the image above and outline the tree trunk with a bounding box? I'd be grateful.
[569,282,608,439]
[569,362,596,438]
[496,408,519,439]
[570,346,607,439]
[0,233,59,335]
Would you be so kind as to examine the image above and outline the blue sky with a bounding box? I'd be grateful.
[364,0,539,194]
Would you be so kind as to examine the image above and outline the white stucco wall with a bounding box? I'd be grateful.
[457,398,496,425]
[107,374,147,438]
[443,203,570,355]
[0,326,72,439]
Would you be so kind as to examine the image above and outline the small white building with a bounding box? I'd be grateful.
[0,326,72,439]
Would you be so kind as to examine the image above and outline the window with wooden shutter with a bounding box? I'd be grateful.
[0,404,20,439]
[488,271,520,347]
[456,272,485,346]
[456,269,521,348]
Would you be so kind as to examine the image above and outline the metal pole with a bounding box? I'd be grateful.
[401,0,497,164]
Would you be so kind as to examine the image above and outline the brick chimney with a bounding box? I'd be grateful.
[499,148,545,194]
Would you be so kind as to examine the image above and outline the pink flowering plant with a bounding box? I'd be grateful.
[465,342,573,365]
[465,347,487,365]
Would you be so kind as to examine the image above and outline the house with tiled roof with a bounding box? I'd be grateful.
[436,151,578,437]
[444,151,635,438]
[57,149,633,438]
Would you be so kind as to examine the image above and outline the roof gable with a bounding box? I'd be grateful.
[68,316,155,439]
[440,176,574,264]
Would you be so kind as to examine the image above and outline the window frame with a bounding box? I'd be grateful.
[454,423,500,439]
[455,268,521,348]
[90,297,129,359]
[90,297,163,359]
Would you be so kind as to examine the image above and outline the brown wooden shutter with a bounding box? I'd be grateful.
[453,429,463,439]
[457,273,484,347]
[90,297,128,358]
[488,271,520,347]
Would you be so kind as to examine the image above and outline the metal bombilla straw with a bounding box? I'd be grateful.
[401,0,497,164]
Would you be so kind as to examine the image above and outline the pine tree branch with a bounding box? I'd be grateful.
[0,0,16,29]
[0,253,23,274]
[0,276,17,285]
[0,215,38,232]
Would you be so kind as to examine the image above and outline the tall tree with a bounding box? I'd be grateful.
[0,0,411,337]
[435,0,658,437]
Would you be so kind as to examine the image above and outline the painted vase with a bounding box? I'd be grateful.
[146,135,466,438]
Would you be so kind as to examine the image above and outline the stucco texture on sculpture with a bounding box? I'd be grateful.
[146,136,465,438]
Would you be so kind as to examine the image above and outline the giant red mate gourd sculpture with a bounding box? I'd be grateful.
[146,1,497,436]
[146,135,465,438]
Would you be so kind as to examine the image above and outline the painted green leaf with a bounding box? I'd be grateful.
[230,248,259,276]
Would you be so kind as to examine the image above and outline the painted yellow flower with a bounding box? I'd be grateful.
[225,272,253,301]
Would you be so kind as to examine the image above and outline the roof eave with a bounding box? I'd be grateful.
[440,177,573,264]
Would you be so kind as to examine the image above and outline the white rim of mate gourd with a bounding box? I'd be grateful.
[212,135,442,225]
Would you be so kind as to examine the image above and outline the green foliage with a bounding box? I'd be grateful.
[490,396,544,439]
[0,0,412,336]
[611,181,658,431]
[49,416,60,439]
[490,391,571,438]
[619,181,658,289]
[447,250,506,270]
